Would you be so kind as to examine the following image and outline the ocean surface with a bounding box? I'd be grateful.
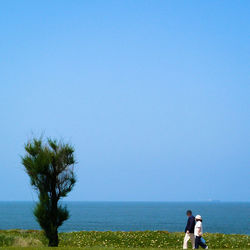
[0,202,249,234]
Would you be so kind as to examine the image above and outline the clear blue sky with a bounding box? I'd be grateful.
[0,0,249,201]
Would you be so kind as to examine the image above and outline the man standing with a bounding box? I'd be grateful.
[183,210,195,249]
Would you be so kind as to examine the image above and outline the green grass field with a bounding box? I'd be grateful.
[2,248,250,250]
[0,230,249,249]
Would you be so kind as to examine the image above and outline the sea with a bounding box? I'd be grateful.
[0,202,249,235]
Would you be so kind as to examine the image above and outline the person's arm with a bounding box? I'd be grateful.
[190,218,195,232]
[186,217,191,233]
[196,226,202,236]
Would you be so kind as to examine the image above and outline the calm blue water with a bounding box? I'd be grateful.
[0,202,249,234]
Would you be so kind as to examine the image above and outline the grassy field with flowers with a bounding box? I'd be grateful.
[0,230,249,249]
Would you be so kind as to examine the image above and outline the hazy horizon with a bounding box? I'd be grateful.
[0,200,249,203]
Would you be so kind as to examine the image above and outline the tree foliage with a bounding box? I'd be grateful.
[22,137,76,247]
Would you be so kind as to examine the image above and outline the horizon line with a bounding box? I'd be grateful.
[0,200,249,203]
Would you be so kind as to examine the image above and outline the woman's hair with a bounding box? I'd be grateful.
[196,219,202,222]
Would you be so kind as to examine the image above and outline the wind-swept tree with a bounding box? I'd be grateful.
[22,137,76,247]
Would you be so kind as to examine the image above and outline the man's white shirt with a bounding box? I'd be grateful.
[194,221,203,236]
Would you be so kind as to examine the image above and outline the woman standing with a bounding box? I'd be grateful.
[194,215,208,249]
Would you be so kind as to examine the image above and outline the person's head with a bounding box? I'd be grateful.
[195,215,202,222]
[186,210,192,217]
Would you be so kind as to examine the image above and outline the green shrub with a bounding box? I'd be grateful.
[0,234,15,247]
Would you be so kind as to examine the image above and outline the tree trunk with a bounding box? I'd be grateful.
[49,176,59,247]
[48,229,58,247]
